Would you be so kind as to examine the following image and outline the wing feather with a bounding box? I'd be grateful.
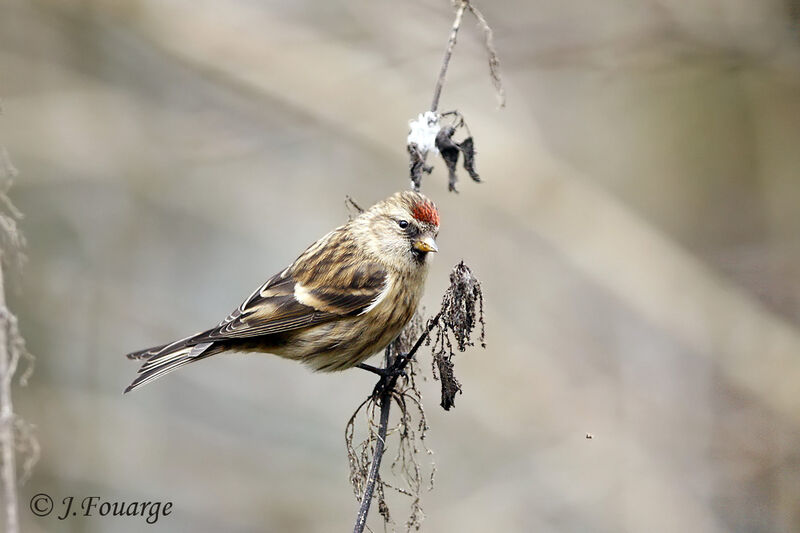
[192,231,388,343]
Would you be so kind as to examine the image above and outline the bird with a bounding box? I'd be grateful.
[124,190,440,393]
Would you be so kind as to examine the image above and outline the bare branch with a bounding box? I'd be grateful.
[352,352,392,533]
[467,3,506,108]
[345,195,365,218]
[350,261,485,530]
[431,1,468,113]
[408,0,504,192]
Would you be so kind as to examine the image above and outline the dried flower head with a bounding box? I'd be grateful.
[429,261,485,410]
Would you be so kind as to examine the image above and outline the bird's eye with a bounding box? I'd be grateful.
[397,220,409,229]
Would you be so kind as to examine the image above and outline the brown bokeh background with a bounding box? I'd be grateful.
[2,0,800,531]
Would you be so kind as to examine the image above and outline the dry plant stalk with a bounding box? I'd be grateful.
[347,313,435,532]
[350,1,499,530]
[409,0,505,192]
[348,263,486,532]
[0,141,37,533]
[429,261,485,410]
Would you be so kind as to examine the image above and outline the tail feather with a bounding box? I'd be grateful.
[124,337,218,393]
[126,342,171,361]
[126,334,196,361]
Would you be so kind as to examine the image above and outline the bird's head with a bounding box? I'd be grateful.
[356,191,440,271]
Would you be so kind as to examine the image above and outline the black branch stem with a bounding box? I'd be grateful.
[353,349,392,533]
[352,313,441,533]
[407,312,442,363]
[431,1,468,113]
[353,382,390,532]
[386,312,443,388]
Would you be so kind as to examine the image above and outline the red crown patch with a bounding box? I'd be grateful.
[412,201,440,227]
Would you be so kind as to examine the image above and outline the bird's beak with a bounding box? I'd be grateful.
[413,235,438,253]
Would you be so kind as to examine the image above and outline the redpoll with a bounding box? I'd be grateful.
[125,191,440,393]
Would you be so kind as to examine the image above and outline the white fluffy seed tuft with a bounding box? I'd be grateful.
[407,111,440,154]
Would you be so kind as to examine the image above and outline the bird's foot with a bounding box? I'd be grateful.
[358,354,411,400]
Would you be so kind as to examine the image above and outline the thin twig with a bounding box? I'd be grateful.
[376,313,443,399]
[467,3,506,108]
[431,1,468,112]
[352,395,389,533]
[353,349,393,533]
[409,312,442,358]
[350,257,486,526]
[413,0,503,191]
[352,310,442,533]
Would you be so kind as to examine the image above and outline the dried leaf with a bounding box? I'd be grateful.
[435,126,460,192]
[429,262,486,410]
[407,143,433,191]
[458,137,480,182]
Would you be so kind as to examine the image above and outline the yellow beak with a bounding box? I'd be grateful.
[413,236,438,253]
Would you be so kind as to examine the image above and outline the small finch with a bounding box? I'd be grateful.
[124,191,440,393]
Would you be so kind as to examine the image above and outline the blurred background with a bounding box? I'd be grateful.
[2,0,800,531]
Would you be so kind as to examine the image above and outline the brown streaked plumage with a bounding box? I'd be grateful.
[124,191,439,393]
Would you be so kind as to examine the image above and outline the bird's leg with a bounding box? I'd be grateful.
[366,353,411,400]
[391,352,411,371]
[357,354,410,377]
[356,363,389,376]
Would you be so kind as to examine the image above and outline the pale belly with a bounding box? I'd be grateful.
[267,278,422,371]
